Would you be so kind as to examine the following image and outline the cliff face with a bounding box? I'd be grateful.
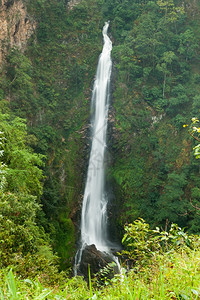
[0,0,35,65]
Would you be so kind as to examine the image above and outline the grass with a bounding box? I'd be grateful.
[1,247,200,299]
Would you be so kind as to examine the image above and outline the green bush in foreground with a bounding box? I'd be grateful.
[120,218,195,267]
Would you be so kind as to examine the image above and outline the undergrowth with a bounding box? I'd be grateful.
[1,249,200,299]
[1,220,200,299]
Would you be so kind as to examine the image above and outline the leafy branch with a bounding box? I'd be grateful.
[183,118,200,158]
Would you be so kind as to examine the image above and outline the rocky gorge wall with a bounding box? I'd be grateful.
[0,0,35,65]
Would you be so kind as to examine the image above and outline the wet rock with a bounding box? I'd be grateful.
[77,244,119,281]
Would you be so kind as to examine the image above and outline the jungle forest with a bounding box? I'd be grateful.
[0,0,200,298]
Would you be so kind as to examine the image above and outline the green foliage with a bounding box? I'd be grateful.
[157,0,184,23]
[0,269,89,299]
[156,171,187,223]
[0,0,106,267]
[1,233,200,299]
[0,107,60,280]
[121,219,193,267]
[0,192,57,277]
[104,0,200,234]
[0,109,45,196]
[184,117,200,159]
[1,0,200,275]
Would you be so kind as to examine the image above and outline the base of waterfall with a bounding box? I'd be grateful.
[74,244,120,281]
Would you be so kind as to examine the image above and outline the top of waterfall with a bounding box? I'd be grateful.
[102,22,112,53]
[103,22,110,33]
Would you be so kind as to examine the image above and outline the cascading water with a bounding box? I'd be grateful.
[81,21,112,250]
[74,22,114,274]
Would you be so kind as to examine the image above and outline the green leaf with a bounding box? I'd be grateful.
[6,269,17,299]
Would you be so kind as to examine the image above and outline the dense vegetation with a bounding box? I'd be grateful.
[105,0,200,235]
[1,220,200,299]
[0,0,200,296]
[1,0,104,268]
[0,105,60,280]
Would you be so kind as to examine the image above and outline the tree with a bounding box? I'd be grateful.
[0,107,58,279]
[157,0,184,23]
[156,172,187,224]
[0,112,45,196]
[156,51,177,97]
[178,29,198,61]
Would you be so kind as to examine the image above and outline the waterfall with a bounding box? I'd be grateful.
[74,22,113,274]
[81,21,112,250]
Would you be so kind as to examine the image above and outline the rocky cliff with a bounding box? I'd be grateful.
[0,0,35,65]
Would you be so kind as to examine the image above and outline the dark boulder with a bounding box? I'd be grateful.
[77,244,119,281]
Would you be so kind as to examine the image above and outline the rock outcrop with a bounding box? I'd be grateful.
[76,244,119,281]
[0,0,36,65]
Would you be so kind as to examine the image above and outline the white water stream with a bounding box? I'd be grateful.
[74,22,113,274]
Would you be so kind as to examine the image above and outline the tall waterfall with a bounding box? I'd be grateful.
[75,22,112,273]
